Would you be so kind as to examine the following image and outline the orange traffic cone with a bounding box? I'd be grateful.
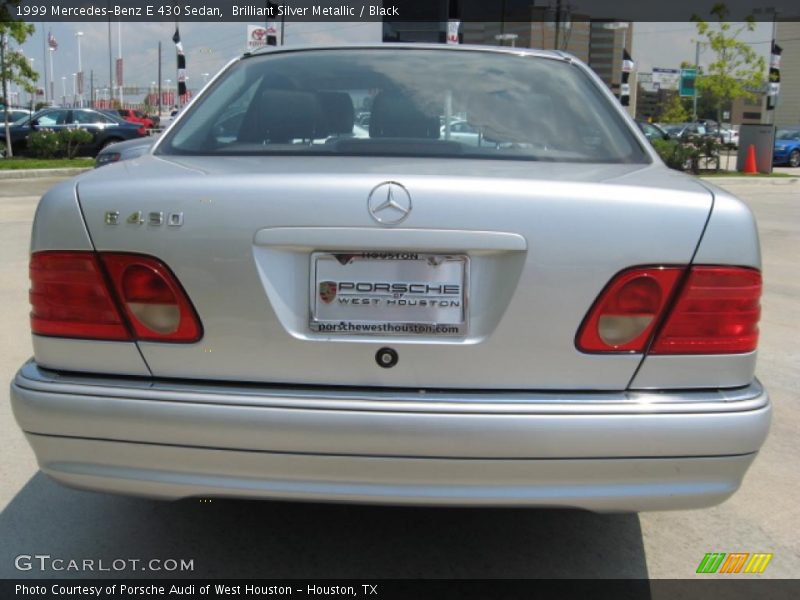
[743,144,758,175]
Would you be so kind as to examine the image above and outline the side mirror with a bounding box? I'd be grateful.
[29,120,39,130]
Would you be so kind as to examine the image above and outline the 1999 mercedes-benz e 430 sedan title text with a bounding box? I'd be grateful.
[11,44,770,511]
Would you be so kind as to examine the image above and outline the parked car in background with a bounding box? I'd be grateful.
[1,108,32,124]
[773,128,800,167]
[718,125,739,149]
[355,111,370,128]
[0,107,145,157]
[117,108,156,131]
[635,120,670,143]
[95,135,156,167]
[661,122,711,141]
[695,119,719,135]
[440,119,484,146]
[12,45,769,512]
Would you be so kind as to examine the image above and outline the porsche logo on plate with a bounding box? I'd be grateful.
[319,281,337,304]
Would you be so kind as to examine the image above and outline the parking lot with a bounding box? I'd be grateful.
[0,174,798,579]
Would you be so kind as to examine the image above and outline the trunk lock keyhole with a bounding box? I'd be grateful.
[376,348,398,369]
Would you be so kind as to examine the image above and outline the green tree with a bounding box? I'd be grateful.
[659,93,690,123]
[692,3,766,124]
[2,3,38,157]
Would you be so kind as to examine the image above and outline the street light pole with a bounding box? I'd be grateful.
[75,31,83,107]
[48,47,55,105]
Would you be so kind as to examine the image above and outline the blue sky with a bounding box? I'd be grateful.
[9,21,773,98]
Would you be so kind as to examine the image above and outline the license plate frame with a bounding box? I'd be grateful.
[309,251,469,336]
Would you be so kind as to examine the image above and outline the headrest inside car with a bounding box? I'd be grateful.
[239,90,328,144]
[369,92,440,139]
[317,91,355,135]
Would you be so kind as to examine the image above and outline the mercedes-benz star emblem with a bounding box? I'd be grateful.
[367,182,412,225]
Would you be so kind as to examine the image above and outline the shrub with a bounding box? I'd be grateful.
[27,129,62,159]
[651,137,722,174]
[651,139,696,172]
[57,128,93,159]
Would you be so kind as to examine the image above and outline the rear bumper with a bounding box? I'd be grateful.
[11,361,771,511]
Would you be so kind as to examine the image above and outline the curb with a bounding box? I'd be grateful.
[699,176,799,185]
[0,167,92,180]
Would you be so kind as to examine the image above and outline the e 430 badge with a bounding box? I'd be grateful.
[105,211,184,227]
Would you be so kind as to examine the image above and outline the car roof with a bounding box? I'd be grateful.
[246,43,570,63]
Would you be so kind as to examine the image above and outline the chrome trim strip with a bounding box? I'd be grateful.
[15,361,767,416]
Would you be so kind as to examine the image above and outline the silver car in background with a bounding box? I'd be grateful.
[11,45,769,511]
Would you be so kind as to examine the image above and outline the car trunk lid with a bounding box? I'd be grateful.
[74,155,712,390]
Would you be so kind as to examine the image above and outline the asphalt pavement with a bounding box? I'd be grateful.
[0,174,798,579]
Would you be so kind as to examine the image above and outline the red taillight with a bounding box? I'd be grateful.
[577,265,761,355]
[137,126,146,135]
[30,252,131,340]
[650,267,761,354]
[29,251,201,343]
[100,254,202,342]
[576,267,683,353]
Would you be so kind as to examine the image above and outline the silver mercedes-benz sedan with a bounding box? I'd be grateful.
[11,45,770,511]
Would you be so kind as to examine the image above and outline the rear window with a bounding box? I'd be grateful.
[777,129,800,141]
[158,48,647,164]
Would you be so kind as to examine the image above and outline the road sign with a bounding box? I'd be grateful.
[652,67,680,91]
[680,68,696,98]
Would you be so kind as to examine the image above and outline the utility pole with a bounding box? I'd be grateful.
[90,70,93,108]
[767,8,778,125]
[554,0,562,50]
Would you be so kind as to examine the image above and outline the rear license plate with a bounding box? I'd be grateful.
[310,252,468,336]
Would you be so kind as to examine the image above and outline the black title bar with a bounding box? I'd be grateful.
[3,579,800,600]
[4,0,800,22]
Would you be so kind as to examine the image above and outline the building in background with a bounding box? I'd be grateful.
[774,20,800,127]
[527,9,591,62]
[588,21,633,98]
[732,93,768,125]
[383,3,637,115]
